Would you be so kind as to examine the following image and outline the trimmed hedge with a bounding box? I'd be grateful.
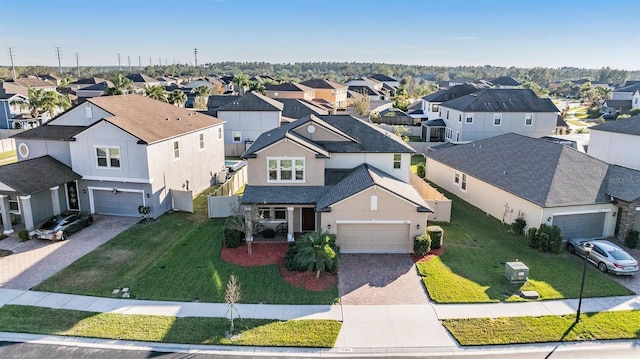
[223,228,245,248]
[526,224,563,253]
[413,233,431,256]
[426,225,443,249]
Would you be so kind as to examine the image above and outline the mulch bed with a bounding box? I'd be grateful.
[411,245,445,263]
[220,242,337,291]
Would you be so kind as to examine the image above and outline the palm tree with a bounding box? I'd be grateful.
[144,84,167,102]
[249,80,266,95]
[293,230,340,279]
[13,87,71,120]
[232,74,249,95]
[193,85,211,109]
[168,90,187,107]
[105,74,133,96]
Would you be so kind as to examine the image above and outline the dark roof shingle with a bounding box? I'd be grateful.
[216,92,284,112]
[0,156,81,195]
[440,88,559,113]
[590,115,640,136]
[11,125,86,140]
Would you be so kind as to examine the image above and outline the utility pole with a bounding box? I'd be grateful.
[149,57,152,67]
[138,55,141,69]
[117,53,122,71]
[128,55,131,71]
[55,47,63,74]
[75,52,80,78]
[7,47,16,80]
[158,57,161,66]
[194,48,198,67]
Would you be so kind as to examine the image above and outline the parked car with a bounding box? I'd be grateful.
[35,211,93,241]
[566,238,638,275]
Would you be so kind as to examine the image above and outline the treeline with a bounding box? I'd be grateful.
[1,62,637,87]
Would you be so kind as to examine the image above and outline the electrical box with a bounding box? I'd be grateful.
[504,261,529,283]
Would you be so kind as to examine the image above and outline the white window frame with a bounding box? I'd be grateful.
[454,171,460,185]
[370,195,378,211]
[525,113,533,126]
[8,195,20,214]
[173,140,180,160]
[461,173,468,191]
[217,127,223,140]
[432,104,439,112]
[198,132,205,150]
[95,146,121,169]
[274,207,287,220]
[232,131,242,143]
[445,127,453,140]
[465,113,474,124]
[393,154,402,169]
[267,157,306,183]
[493,113,502,126]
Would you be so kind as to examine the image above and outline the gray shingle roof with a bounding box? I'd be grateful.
[207,95,240,109]
[490,76,522,86]
[216,92,283,112]
[265,82,313,92]
[440,88,559,113]
[613,83,640,93]
[590,115,640,136]
[421,83,485,102]
[425,119,446,126]
[11,125,86,140]
[241,185,329,205]
[425,133,611,207]
[243,115,414,158]
[603,99,632,109]
[125,73,158,83]
[606,165,640,202]
[276,98,328,120]
[369,74,398,82]
[299,79,347,90]
[0,156,81,195]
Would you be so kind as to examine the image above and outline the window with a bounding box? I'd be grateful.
[458,114,462,122]
[370,195,378,211]
[274,207,286,220]
[635,98,638,105]
[217,127,223,140]
[232,131,241,143]
[173,140,180,160]
[199,132,205,150]
[96,146,120,168]
[432,104,439,112]
[445,128,453,140]
[454,171,460,185]
[267,158,305,182]
[85,107,92,119]
[446,110,450,119]
[465,113,473,124]
[525,113,533,126]
[9,196,20,213]
[493,113,502,126]
[258,207,271,219]
[393,154,402,169]
[461,174,468,191]
[456,132,460,142]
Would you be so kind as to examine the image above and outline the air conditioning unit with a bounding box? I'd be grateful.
[504,261,529,283]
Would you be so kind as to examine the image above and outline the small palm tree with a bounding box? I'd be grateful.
[13,87,71,120]
[144,84,167,102]
[232,74,249,95]
[105,74,133,96]
[168,90,187,107]
[193,85,211,109]
[294,230,340,279]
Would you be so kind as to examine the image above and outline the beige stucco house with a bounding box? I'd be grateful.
[241,114,431,253]
[265,83,315,101]
[300,79,348,109]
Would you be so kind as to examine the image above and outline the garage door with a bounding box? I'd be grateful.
[337,223,410,253]
[552,212,606,239]
[92,189,143,217]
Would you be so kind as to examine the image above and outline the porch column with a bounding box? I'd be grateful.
[50,186,61,215]
[19,195,35,234]
[287,207,294,241]
[0,195,13,234]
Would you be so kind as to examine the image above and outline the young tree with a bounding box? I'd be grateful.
[225,274,241,336]
[353,90,370,116]
[293,230,340,279]
[224,205,263,255]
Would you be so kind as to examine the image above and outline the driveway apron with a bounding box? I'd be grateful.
[339,254,429,305]
[0,215,139,290]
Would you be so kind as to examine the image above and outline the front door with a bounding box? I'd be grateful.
[301,207,316,232]
[66,181,80,211]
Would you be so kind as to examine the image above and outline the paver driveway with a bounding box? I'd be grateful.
[339,254,429,305]
[0,215,139,290]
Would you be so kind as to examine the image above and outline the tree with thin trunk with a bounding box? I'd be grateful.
[144,84,167,102]
[293,230,340,279]
[353,89,370,116]
[224,205,263,255]
[232,74,249,95]
[105,74,133,96]
[13,87,71,120]
[168,90,187,107]
[193,85,211,109]
[225,274,241,336]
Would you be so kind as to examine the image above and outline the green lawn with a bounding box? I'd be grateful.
[417,186,634,303]
[407,135,423,142]
[443,310,640,345]
[0,305,341,347]
[35,189,339,304]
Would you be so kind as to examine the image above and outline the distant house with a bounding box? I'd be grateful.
[588,115,640,171]
[67,77,109,91]
[206,95,240,116]
[345,77,391,100]
[609,82,640,111]
[265,83,315,101]
[75,81,113,99]
[124,73,160,89]
[425,133,627,240]
[369,74,401,89]
[215,92,283,156]
[5,95,225,234]
[299,79,348,109]
[420,83,486,121]
[276,98,329,122]
[0,93,31,129]
[490,76,522,89]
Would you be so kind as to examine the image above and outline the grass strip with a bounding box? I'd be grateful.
[0,305,341,347]
[442,310,640,345]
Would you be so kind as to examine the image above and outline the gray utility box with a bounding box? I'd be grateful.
[504,261,529,283]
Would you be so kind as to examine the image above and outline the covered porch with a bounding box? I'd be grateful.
[421,119,446,143]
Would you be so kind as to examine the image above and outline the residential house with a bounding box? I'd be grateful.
[4,95,225,234]
[425,133,627,240]
[299,79,348,110]
[275,98,329,122]
[2,76,58,94]
[489,76,522,89]
[75,81,113,99]
[0,93,30,129]
[39,74,63,86]
[603,82,640,115]
[67,77,109,91]
[125,73,160,91]
[241,114,431,253]
[345,77,390,100]
[588,115,640,171]
[420,82,486,121]
[215,92,283,156]
[207,95,240,117]
[265,83,315,101]
[431,88,558,143]
[369,74,401,89]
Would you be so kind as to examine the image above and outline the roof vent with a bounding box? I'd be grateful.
[503,170,507,175]
[166,117,170,121]
[177,117,181,121]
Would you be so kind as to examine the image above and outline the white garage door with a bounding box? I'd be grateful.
[92,189,144,217]
[337,223,410,253]
[552,212,606,239]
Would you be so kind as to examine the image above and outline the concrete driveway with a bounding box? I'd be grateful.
[0,215,139,290]
[339,254,430,305]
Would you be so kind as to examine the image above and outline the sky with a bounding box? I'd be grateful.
[1,0,639,71]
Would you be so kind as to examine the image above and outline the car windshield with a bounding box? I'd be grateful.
[40,216,63,230]
[609,250,634,261]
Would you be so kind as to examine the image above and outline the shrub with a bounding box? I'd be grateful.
[413,233,431,256]
[625,230,639,249]
[426,225,444,249]
[511,211,526,235]
[10,213,17,225]
[526,224,563,253]
[416,163,426,178]
[629,108,640,116]
[223,228,245,248]
[292,230,340,278]
[285,242,305,271]
[18,229,30,242]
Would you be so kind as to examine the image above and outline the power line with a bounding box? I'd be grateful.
[7,47,16,80]
[55,47,63,74]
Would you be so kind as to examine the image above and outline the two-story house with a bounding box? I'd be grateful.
[299,79,348,110]
[601,82,640,117]
[2,95,224,234]
[215,92,284,156]
[241,114,431,253]
[435,88,558,143]
[265,83,315,102]
[588,115,640,171]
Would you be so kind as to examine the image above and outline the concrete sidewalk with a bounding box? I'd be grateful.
[2,288,640,349]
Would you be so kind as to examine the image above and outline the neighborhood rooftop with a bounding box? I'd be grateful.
[440,88,559,112]
[590,115,640,136]
[0,155,80,195]
[216,92,284,112]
